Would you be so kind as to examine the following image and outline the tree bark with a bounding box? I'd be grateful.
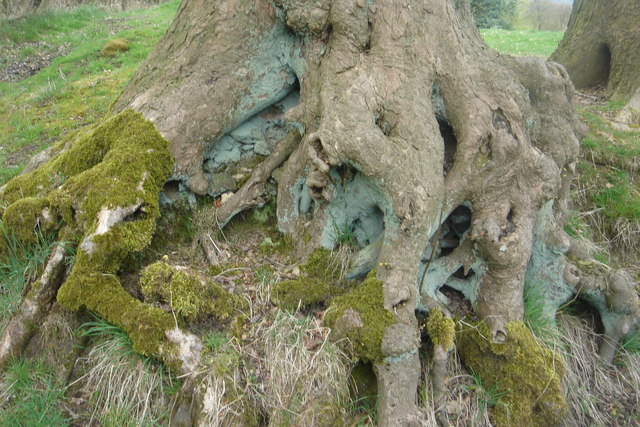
[550,0,640,100]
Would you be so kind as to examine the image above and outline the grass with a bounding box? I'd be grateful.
[0,0,180,185]
[0,221,58,333]
[257,311,352,425]
[621,330,640,355]
[523,283,559,344]
[480,28,563,58]
[420,352,493,426]
[71,317,180,426]
[205,330,231,351]
[557,314,640,425]
[574,104,640,255]
[0,357,69,426]
[465,370,508,418]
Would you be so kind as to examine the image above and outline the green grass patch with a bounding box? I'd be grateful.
[0,357,69,426]
[0,1,180,185]
[523,283,560,344]
[573,102,640,255]
[563,213,592,240]
[579,110,640,160]
[592,171,640,221]
[621,329,640,355]
[479,29,563,57]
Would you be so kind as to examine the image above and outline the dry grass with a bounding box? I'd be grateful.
[255,310,352,425]
[557,313,640,426]
[70,322,178,426]
[194,270,354,426]
[421,351,494,427]
[195,338,253,427]
[100,38,129,57]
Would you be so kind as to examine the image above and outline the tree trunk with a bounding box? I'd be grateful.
[550,0,640,100]
[114,0,585,423]
[4,0,638,425]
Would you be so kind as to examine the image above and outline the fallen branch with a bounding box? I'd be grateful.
[214,128,301,229]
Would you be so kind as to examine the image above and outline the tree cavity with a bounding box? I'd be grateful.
[320,167,388,251]
[418,203,486,315]
[432,83,457,176]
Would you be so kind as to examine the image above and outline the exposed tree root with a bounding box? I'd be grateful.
[0,244,67,367]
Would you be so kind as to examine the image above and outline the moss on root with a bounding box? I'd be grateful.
[324,271,394,363]
[456,320,567,427]
[3,110,178,359]
[426,308,455,350]
[271,248,348,310]
[2,197,56,244]
[140,261,247,323]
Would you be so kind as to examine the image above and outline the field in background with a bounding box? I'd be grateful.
[480,28,564,57]
[0,0,180,185]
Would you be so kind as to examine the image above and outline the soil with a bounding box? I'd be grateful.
[0,41,71,82]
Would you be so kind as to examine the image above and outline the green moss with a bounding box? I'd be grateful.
[272,278,340,311]
[456,321,567,427]
[299,248,341,281]
[426,308,455,350]
[2,110,177,359]
[140,261,174,301]
[324,271,394,362]
[140,261,247,323]
[271,248,348,310]
[2,197,54,243]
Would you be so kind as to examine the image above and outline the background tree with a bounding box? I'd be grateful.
[550,0,640,100]
[1,0,637,425]
[471,0,517,28]
[526,0,572,31]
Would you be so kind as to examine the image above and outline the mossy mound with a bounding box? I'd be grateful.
[324,271,394,363]
[2,110,176,359]
[140,261,247,323]
[271,248,348,310]
[100,38,130,57]
[456,320,567,427]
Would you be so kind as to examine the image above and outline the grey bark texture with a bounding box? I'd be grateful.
[550,0,640,100]
[113,0,592,423]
